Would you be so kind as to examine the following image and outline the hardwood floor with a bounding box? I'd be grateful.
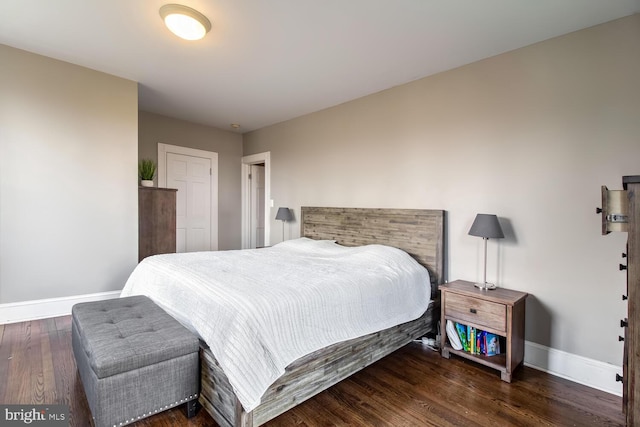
[0,316,624,426]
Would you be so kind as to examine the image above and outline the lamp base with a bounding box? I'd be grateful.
[474,282,497,290]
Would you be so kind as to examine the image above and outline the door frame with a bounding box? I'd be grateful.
[241,152,271,249]
[158,143,219,251]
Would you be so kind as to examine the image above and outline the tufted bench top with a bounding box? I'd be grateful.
[72,295,199,379]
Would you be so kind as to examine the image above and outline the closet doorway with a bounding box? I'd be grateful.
[241,152,271,249]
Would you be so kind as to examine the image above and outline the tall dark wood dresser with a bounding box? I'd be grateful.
[600,175,640,425]
[138,187,177,262]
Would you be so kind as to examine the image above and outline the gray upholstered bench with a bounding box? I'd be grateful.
[71,295,199,427]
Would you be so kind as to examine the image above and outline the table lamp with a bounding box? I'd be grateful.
[275,207,293,241]
[468,213,504,290]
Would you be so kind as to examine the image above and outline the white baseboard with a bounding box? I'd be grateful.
[0,290,121,324]
[524,340,622,396]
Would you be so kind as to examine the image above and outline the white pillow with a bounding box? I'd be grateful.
[275,237,339,251]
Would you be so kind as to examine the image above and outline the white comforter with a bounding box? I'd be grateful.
[120,238,430,411]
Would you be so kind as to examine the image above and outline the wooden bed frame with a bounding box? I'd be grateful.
[199,207,445,427]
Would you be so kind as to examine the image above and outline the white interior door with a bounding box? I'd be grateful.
[250,165,265,248]
[158,143,218,251]
[166,152,211,253]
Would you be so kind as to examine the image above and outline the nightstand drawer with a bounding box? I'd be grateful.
[445,292,506,332]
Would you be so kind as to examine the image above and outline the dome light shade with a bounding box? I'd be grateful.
[160,4,211,41]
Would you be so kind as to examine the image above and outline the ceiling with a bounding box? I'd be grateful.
[1,1,639,133]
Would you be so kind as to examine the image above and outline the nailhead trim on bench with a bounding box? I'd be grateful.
[114,394,198,427]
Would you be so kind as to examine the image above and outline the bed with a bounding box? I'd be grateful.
[123,207,445,427]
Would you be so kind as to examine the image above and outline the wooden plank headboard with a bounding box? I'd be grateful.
[300,207,445,287]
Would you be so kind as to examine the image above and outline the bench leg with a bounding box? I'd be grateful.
[186,398,199,418]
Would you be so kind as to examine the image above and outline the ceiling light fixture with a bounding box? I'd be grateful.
[159,4,211,41]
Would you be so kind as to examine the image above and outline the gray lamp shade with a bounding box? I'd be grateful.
[275,207,293,221]
[468,214,504,239]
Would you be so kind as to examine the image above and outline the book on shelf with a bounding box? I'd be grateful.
[485,332,500,356]
[468,325,476,354]
[452,322,500,356]
[454,322,469,352]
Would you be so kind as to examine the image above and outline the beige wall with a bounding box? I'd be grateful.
[138,111,243,250]
[0,44,139,304]
[243,15,640,364]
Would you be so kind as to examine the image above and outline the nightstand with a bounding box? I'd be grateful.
[439,280,528,382]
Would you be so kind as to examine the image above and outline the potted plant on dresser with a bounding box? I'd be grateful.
[138,159,157,187]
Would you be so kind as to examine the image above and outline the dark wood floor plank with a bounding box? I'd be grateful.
[40,325,57,404]
[41,317,57,334]
[0,322,9,403]
[54,315,72,332]
[0,317,625,426]
[3,321,41,404]
[27,320,46,405]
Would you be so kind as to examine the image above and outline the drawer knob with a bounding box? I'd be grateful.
[616,373,624,383]
[619,336,625,341]
[469,308,477,314]
[621,319,629,328]
[623,295,628,301]
[620,264,628,271]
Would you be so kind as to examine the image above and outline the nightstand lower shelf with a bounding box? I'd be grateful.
[442,345,510,382]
